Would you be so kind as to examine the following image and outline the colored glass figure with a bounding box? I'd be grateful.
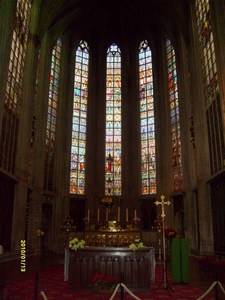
[70,41,89,194]
[195,0,224,175]
[0,0,32,173]
[44,38,62,190]
[139,40,156,195]
[105,44,122,196]
[166,38,183,191]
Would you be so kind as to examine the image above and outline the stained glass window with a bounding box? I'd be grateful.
[70,40,89,195]
[195,0,224,174]
[166,38,183,191]
[44,38,61,191]
[0,0,32,173]
[105,44,122,196]
[139,40,156,195]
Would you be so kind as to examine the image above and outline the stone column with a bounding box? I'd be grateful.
[52,30,75,252]
[29,32,52,252]
[188,1,213,253]
[12,1,41,251]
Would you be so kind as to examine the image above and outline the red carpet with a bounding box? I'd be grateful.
[4,264,214,300]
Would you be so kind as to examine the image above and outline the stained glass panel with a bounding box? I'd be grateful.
[0,0,32,173]
[139,40,156,195]
[70,40,89,194]
[105,44,122,196]
[166,38,183,191]
[195,0,224,174]
[44,38,61,190]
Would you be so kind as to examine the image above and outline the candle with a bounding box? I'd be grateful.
[118,207,120,222]
[134,210,137,219]
[97,209,100,222]
[106,208,108,222]
[126,208,128,222]
[87,209,90,220]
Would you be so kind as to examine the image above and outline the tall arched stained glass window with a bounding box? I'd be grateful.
[70,40,89,195]
[139,40,156,195]
[105,44,122,196]
[195,0,224,174]
[166,38,183,191]
[44,38,62,191]
[0,0,32,173]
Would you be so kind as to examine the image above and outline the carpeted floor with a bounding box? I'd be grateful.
[3,263,217,300]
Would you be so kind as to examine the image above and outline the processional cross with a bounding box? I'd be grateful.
[154,195,172,291]
[154,195,171,219]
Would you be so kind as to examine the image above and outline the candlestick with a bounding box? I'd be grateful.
[87,209,90,220]
[134,210,137,219]
[126,208,128,222]
[97,209,100,222]
[118,207,120,222]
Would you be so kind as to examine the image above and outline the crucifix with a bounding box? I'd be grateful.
[155,195,172,291]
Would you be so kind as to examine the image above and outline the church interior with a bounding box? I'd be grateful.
[0,0,225,292]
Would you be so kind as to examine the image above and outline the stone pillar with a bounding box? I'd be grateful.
[29,32,52,252]
[12,1,41,251]
[153,31,174,226]
[188,1,213,253]
[51,30,75,252]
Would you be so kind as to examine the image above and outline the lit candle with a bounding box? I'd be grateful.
[134,210,137,219]
[106,208,108,222]
[97,209,100,222]
[118,207,120,222]
[126,208,128,222]
[87,209,90,220]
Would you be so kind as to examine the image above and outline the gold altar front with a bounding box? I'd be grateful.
[84,229,140,247]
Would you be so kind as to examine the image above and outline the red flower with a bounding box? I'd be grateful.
[164,228,177,238]
[93,274,118,290]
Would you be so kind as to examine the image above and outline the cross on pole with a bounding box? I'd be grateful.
[154,195,172,291]
[154,195,171,219]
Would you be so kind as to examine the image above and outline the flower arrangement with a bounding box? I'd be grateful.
[36,228,45,237]
[129,238,146,251]
[69,238,85,251]
[164,228,177,238]
[93,273,118,291]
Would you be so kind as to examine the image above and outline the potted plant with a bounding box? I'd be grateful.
[93,273,118,293]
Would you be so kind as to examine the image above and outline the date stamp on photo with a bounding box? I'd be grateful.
[21,239,26,272]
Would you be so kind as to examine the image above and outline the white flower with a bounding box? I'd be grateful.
[129,239,146,251]
[69,238,85,251]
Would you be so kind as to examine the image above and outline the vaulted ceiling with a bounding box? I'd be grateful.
[38,0,190,46]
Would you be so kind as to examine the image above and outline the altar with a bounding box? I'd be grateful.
[64,247,155,292]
